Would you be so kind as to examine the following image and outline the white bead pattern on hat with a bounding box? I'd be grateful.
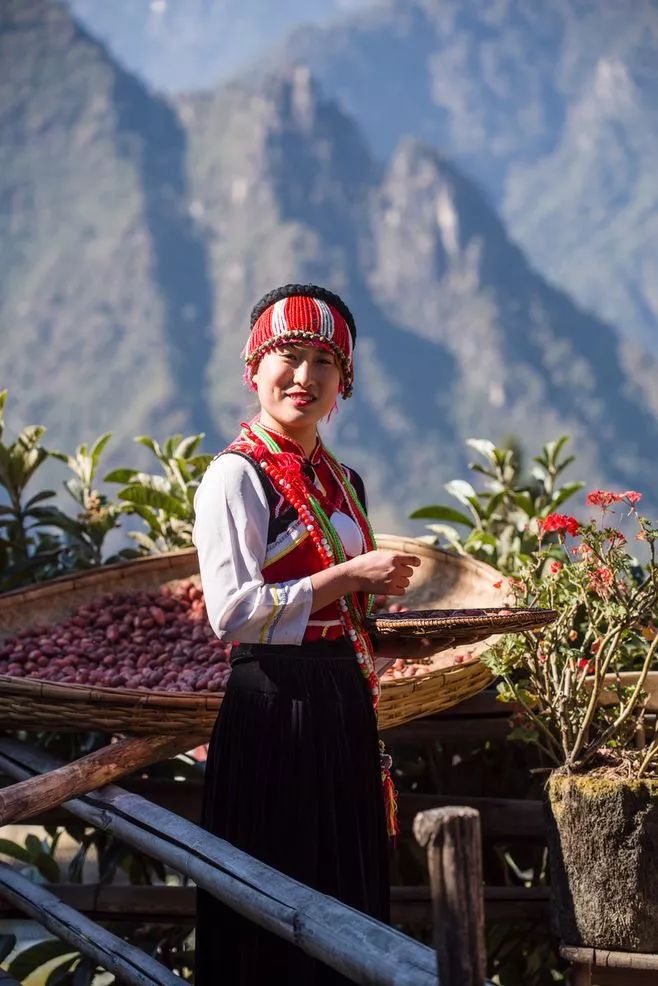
[313,298,335,340]
[271,298,289,337]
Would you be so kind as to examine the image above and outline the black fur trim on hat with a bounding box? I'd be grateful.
[249,283,357,343]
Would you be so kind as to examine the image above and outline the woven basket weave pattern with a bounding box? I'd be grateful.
[0,540,509,734]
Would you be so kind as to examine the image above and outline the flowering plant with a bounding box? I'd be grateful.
[484,490,658,776]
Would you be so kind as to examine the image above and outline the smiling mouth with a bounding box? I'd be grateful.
[287,393,316,404]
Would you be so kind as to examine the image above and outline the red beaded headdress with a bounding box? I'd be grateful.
[243,294,355,398]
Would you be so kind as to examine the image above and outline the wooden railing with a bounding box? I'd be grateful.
[0,737,493,985]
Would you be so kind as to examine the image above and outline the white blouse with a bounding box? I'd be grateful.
[192,453,364,646]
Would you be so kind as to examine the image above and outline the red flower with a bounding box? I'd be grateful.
[588,566,614,598]
[622,490,642,504]
[604,529,626,546]
[578,658,593,673]
[550,561,563,574]
[540,514,580,538]
[586,490,622,508]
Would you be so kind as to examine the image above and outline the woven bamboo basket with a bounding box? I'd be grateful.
[0,549,216,737]
[374,535,507,729]
[0,539,508,736]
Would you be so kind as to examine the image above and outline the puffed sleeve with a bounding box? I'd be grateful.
[192,453,314,645]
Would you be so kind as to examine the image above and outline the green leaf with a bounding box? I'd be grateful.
[48,450,72,465]
[118,485,189,519]
[121,503,164,535]
[163,434,184,459]
[134,434,162,458]
[173,434,203,459]
[72,957,95,986]
[425,523,466,552]
[7,939,76,979]
[466,438,496,460]
[483,490,506,520]
[18,424,46,449]
[27,506,81,534]
[549,482,585,511]
[469,462,497,479]
[187,454,213,471]
[129,531,160,552]
[46,955,79,986]
[24,489,56,509]
[444,479,478,505]
[513,491,535,517]
[545,435,571,462]
[104,468,138,484]
[25,833,44,858]
[409,504,475,527]
[90,432,112,466]
[464,529,497,555]
[0,837,31,863]
[34,851,61,883]
[0,933,16,963]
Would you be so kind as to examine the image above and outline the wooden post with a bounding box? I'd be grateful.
[413,806,486,986]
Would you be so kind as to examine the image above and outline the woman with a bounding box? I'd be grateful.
[193,283,421,984]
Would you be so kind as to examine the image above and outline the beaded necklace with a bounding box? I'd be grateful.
[241,420,399,836]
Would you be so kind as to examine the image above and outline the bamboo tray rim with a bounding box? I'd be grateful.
[0,548,198,611]
[0,673,222,709]
[370,606,557,635]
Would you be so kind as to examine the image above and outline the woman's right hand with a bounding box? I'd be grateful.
[345,550,421,596]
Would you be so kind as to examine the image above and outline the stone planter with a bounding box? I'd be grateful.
[547,772,658,952]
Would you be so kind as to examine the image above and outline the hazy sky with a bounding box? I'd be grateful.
[66,0,377,93]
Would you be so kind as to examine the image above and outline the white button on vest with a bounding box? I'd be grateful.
[330,510,363,558]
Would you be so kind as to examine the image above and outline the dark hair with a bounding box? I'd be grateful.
[249,283,357,342]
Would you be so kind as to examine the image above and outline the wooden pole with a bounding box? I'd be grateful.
[0,733,196,825]
[0,738,439,986]
[413,806,486,986]
[0,863,181,986]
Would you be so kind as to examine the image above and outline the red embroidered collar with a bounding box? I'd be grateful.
[255,420,324,465]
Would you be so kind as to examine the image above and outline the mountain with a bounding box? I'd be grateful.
[4,0,658,532]
[59,1,658,350]
[279,0,658,350]
[0,0,220,459]
[177,65,658,523]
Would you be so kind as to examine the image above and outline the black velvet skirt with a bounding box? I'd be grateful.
[194,638,390,985]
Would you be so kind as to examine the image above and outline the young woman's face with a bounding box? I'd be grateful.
[252,344,342,431]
